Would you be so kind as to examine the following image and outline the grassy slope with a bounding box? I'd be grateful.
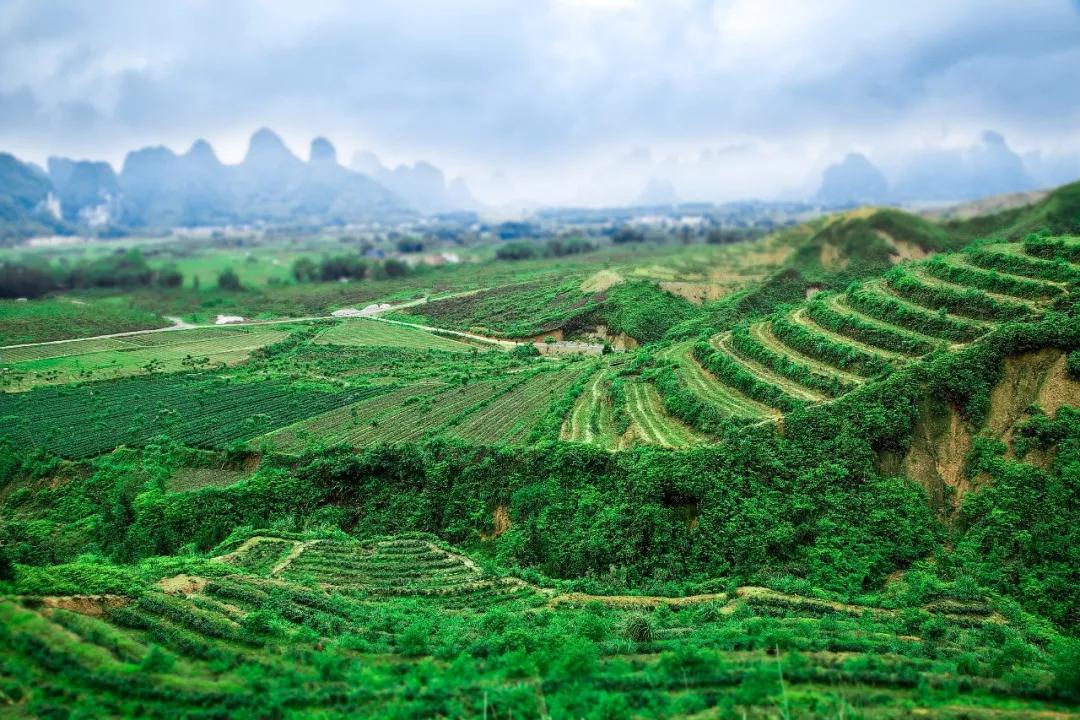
[0,297,168,345]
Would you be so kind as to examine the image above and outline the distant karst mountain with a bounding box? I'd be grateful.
[813,153,889,206]
[891,131,1036,203]
[814,132,1052,208]
[350,151,477,214]
[0,129,488,240]
[636,177,678,206]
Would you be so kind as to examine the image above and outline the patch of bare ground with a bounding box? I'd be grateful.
[903,399,974,509]
[156,574,209,595]
[583,324,638,350]
[819,242,850,271]
[898,349,1080,511]
[481,504,511,540]
[877,230,931,263]
[39,595,128,617]
[580,270,624,293]
[658,281,731,304]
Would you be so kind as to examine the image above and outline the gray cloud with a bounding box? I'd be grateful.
[0,0,1078,204]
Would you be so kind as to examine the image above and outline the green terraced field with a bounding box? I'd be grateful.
[2,219,1079,720]
[659,341,776,420]
[0,375,384,457]
[624,379,709,447]
[3,532,1077,719]
[314,317,481,352]
[561,368,620,447]
[0,326,291,390]
[657,241,1073,421]
[444,366,585,445]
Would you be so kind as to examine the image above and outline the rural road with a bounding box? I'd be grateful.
[1,289,608,355]
[0,293,473,351]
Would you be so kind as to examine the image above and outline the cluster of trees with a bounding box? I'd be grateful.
[291,254,410,283]
[0,249,181,299]
[495,236,596,261]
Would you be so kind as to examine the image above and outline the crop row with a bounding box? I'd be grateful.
[0,374,380,457]
[694,339,806,414]
[331,378,517,446]
[446,367,584,445]
[806,294,936,356]
[561,370,620,448]
[730,324,852,398]
[624,380,709,448]
[968,246,1080,282]
[885,268,1033,322]
[1023,235,1080,264]
[845,283,986,342]
[921,256,1063,300]
[770,310,895,376]
[267,383,446,450]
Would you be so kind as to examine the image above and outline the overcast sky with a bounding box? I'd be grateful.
[2,0,1079,204]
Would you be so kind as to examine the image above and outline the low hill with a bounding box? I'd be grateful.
[947,179,1080,242]
[675,207,958,335]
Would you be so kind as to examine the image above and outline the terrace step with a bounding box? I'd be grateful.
[807,294,937,357]
[829,294,949,349]
[708,334,825,404]
[747,321,866,388]
[927,254,1064,300]
[968,244,1080,283]
[657,342,776,420]
[788,307,910,362]
[624,380,710,448]
[899,266,1042,316]
[853,280,989,347]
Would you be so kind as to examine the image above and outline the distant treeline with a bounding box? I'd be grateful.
[0,249,181,299]
[291,254,412,283]
[496,236,596,261]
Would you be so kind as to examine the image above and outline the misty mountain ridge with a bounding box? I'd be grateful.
[0,129,485,237]
[814,131,1069,207]
[349,151,478,214]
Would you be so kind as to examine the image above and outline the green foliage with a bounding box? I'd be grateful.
[582,282,700,344]
[921,257,1062,300]
[956,407,1080,628]
[885,268,1031,322]
[968,247,1080,283]
[0,374,383,458]
[495,241,538,261]
[845,283,985,342]
[217,267,242,291]
[806,294,935,355]
[729,323,852,397]
[769,309,893,377]
[693,341,805,413]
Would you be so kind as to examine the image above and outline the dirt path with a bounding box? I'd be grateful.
[270,540,321,576]
[366,316,521,349]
